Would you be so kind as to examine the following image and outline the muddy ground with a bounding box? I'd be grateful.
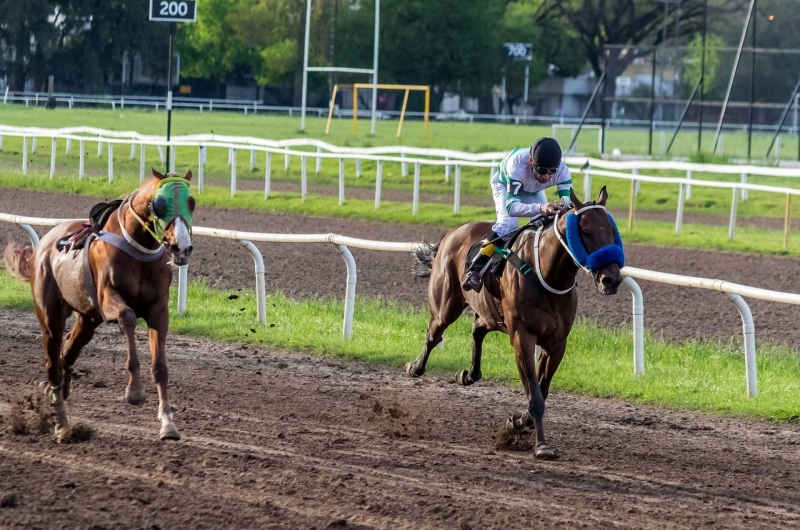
[1,308,799,529]
[1,187,799,347]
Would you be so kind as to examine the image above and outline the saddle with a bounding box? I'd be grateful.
[57,200,123,253]
[465,218,546,280]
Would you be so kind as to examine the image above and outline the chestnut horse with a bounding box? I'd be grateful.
[407,187,623,458]
[3,169,196,440]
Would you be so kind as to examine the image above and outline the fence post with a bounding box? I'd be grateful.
[356,158,362,178]
[686,170,692,200]
[140,144,146,184]
[729,187,738,240]
[301,156,307,202]
[227,147,232,166]
[49,138,56,179]
[156,145,165,164]
[628,179,636,230]
[65,138,70,155]
[401,152,408,177]
[240,241,267,325]
[79,140,84,180]
[32,137,37,152]
[621,277,645,376]
[22,137,27,175]
[264,151,272,199]
[445,157,450,182]
[336,244,357,339]
[454,165,462,215]
[740,173,748,201]
[633,168,640,196]
[583,168,592,203]
[97,140,102,157]
[724,293,758,397]
[130,143,136,161]
[675,183,685,235]
[170,146,176,174]
[230,149,237,197]
[250,149,256,171]
[413,162,421,215]
[338,158,345,206]
[177,265,188,315]
[197,146,204,192]
[108,142,114,183]
[316,146,322,174]
[784,194,792,250]
[284,146,290,170]
[375,160,382,210]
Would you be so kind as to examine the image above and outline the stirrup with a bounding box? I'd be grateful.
[462,272,483,293]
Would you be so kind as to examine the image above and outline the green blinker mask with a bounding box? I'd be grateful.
[150,177,194,240]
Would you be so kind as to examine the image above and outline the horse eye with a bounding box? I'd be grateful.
[187,196,196,213]
[152,197,167,218]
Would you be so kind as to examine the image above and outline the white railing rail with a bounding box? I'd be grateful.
[5,212,800,397]
[2,124,800,245]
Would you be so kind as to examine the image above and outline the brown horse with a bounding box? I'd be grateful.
[3,169,195,440]
[407,187,622,458]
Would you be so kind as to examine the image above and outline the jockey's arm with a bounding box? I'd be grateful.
[554,163,574,207]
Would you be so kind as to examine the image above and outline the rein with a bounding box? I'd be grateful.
[532,204,607,295]
[119,192,165,254]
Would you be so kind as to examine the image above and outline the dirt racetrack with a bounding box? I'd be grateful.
[1,308,799,529]
[2,188,800,347]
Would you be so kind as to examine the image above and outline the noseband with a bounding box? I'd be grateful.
[532,204,624,295]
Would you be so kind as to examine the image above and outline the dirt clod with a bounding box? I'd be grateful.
[0,493,17,508]
[57,423,94,444]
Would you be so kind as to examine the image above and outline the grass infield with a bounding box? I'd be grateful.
[1,270,798,422]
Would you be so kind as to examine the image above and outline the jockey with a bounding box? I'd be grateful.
[462,137,573,293]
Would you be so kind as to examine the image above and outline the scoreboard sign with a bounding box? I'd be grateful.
[150,0,197,23]
[503,43,533,62]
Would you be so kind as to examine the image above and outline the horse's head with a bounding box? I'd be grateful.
[566,186,623,295]
[133,168,196,266]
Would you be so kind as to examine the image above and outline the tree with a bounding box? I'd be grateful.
[0,0,57,91]
[683,33,723,94]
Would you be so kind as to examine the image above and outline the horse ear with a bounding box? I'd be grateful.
[183,169,193,182]
[597,186,608,206]
[152,167,166,180]
[570,187,584,210]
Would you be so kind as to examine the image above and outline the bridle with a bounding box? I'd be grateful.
[532,204,607,295]
[118,192,164,255]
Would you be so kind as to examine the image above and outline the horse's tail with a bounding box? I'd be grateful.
[3,242,34,282]
[411,241,440,277]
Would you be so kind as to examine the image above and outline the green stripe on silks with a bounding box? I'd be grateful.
[557,179,573,198]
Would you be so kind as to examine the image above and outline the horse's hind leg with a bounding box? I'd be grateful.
[61,314,101,400]
[34,303,71,432]
[455,315,489,386]
[405,299,465,378]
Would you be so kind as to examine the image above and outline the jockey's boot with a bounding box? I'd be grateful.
[462,240,498,293]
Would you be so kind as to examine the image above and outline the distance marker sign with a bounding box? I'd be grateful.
[150,0,197,23]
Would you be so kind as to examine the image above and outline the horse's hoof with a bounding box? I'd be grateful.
[125,388,146,405]
[455,370,472,386]
[535,445,558,460]
[160,424,181,441]
[404,362,423,378]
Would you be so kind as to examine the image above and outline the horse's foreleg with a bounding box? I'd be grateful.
[145,309,180,441]
[101,291,145,405]
[61,314,100,400]
[456,316,489,386]
[405,324,445,378]
[537,339,567,402]
[509,323,556,459]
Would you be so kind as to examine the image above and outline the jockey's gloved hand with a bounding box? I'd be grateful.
[558,195,573,209]
[540,203,566,216]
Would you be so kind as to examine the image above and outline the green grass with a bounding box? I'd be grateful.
[3,169,800,257]
[1,269,798,421]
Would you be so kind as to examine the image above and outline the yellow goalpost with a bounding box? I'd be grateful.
[326,84,430,139]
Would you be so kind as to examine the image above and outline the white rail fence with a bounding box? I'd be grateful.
[2,125,800,245]
[5,212,800,397]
